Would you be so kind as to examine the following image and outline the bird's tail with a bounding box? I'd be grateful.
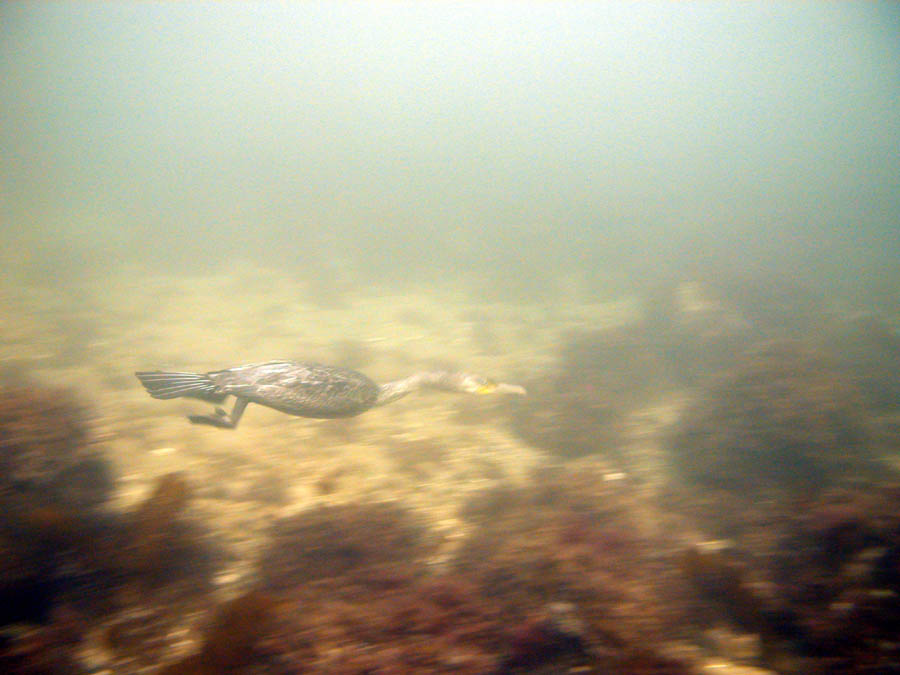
[135,371,225,402]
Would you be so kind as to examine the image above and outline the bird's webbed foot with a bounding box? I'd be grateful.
[187,398,247,430]
[188,410,236,428]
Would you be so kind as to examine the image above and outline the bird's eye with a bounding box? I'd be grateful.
[476,379,497,394]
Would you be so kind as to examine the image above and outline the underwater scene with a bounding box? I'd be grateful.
[1,4,899,674]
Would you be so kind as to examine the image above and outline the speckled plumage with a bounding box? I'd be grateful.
[137,361,378,419]
[206,361,379,418]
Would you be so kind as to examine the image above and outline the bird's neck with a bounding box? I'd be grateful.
[375,371,462,406]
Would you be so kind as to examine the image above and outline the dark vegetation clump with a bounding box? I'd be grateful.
[770,487,900,673]
[0,380,112,628]
[711,274,827,339]
[668,340,874,497]
[264,575,507,673]
[513,326,672,459]
[510,277,843,463]
[0,606,85,675]
[256,502,507,672]
[1,469,214,673]
[158,592,279,675]
[114,472,213,586]
[682,486,900,673]
[648,286,900,672]
[641,281,758,387]
[0,377,215,672]
[641,276,846,388]
[680,546,788,651]
[249,469,695,674]
[260,501,429,591]
[118,473,190,571]
[825,314,900,412]
[0,381,111,511]
[452,465,695,673]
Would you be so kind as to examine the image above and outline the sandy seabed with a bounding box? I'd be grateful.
[0,260,794,674]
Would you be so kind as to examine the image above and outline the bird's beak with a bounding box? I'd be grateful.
[494,382,527,396]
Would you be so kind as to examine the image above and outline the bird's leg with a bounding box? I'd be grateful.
[188,397,249,429]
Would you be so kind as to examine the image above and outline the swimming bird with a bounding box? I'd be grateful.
[135,361,526,429]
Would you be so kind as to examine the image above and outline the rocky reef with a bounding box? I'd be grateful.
[825,314,900,413]
[681,485,900,673]
[243,465,696,674]
[512,325,672,459]
[668,340,872,498]
[3,273,899,675]
[0,381,111,512]
[0,378,213,673]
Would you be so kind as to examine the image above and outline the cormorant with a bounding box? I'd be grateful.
[136,360,526,429]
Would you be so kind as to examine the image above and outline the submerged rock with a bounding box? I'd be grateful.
[513,326,671,459]
[668,340,874,496]
[0,381,111,511]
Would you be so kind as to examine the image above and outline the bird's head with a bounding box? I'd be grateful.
[458,373,526,396]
